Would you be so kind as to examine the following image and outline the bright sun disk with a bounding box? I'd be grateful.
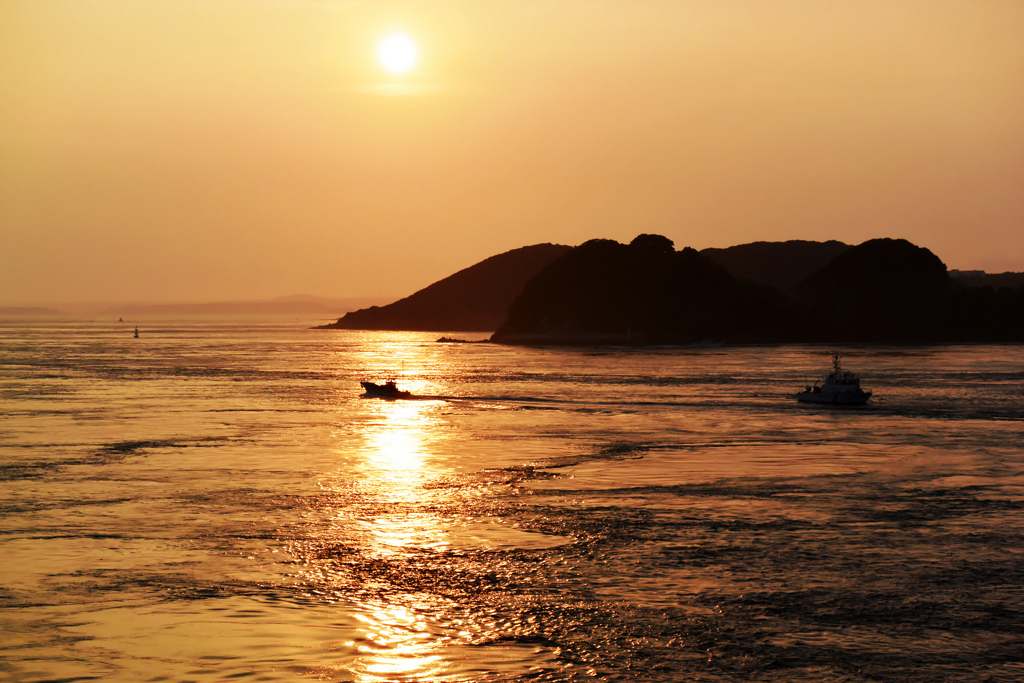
[378,33,418,74]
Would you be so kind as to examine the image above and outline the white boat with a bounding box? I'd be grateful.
[797,353,872,405]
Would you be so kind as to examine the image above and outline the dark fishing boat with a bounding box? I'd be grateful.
[360,380,412,399]
[797,353,872,405]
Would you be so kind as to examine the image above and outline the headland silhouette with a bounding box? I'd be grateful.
[318,235,1024,344]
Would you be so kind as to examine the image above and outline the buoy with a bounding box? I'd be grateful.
[134,327,139,338]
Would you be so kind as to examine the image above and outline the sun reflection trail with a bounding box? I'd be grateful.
[349,600,450,682]
[364,400,429,486]
[353,398,455,558]
[335,372,466,680]
[298,339,567,680]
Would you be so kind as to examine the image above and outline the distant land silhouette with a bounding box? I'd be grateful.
[948,270,1024,291]
[311,236,1023,343]
[317,243,572,332]
[794,238,951,343]
[491,235,1024,344]
[493,234,792,345]
[700,240,851,294]
[691,240,1017,296]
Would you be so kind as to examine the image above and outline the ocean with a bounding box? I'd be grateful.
[1,322,1022,682]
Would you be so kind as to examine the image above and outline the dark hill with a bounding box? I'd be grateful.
[950,270,1024,291]
[946,271,1024,341]
[317,243,572,332]
[796,238,949,343]
[492,234,791,344]
[701,240,850,294]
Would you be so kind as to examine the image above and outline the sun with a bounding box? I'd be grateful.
[377,33,418,74]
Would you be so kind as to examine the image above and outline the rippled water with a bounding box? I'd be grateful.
[1,322,1023,682]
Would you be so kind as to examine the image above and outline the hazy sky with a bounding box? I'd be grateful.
[2,0,1022,305]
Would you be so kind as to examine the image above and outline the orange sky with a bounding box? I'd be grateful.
[2,0,1022,305]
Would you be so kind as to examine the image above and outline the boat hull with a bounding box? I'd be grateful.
[360,381,412,399]
[797,391,871,405]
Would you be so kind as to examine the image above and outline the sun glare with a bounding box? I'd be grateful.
[377,33,418,74]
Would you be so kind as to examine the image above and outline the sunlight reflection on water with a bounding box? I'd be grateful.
[3,325,1023,681]
[349,600,445,681]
